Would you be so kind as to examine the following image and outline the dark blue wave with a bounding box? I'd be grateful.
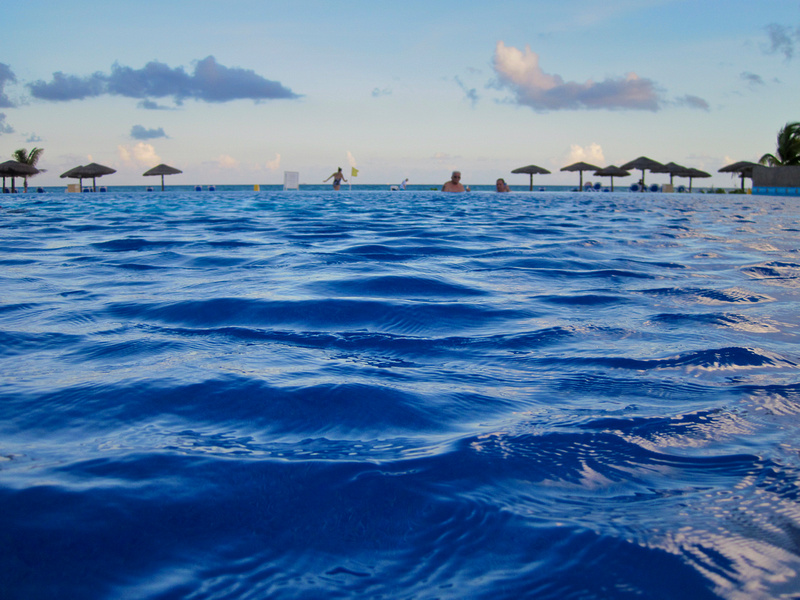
[104,297,534,334]
[540,346,795,371]
[539,293,629,305]
[308,275,489,297]
[90,237,188,252]
[0,429,782,599]
[639,287,773,304]
[0,330,82,356]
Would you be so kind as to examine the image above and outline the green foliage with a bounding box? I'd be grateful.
[10,147,45,191]
[759,122,800,166]
[12,147,45,171]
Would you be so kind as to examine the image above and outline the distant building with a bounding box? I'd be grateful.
[753,166,800,196]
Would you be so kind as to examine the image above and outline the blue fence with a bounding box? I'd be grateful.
[753,187,800,196]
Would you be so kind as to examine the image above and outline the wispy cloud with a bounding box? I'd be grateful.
[137,99,176,110]
[454,76,478,107]
[26,133,43,143]
[130,125,168,140]
[740,71,765,87]
[28,56,300,105]
[492,41,661,111]
[542,0,690,34]
[674,94,710,111]
[371,87,392,98]
[0,63,18,108]
[0,113,13,135]
[764,23,800,60]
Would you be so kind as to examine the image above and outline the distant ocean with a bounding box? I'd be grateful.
[33,184,576,194]
[28,182,719,194]
[2,189,799,599]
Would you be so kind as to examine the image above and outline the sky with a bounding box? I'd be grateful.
[2,0,799,188]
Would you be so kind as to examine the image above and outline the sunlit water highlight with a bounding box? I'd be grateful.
[2,190,800,599]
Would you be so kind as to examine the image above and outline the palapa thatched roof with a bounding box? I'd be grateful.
[560,161,601,172]
[0,160,40,176]
[143,164,182,177]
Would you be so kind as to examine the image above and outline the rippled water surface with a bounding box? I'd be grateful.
[3,190,800,599]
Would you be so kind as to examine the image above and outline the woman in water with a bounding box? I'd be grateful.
[324,168,347,190]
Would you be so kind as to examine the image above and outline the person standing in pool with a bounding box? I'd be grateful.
[442,171,466,192]
[324,168,347,190]
[496,178,510,192]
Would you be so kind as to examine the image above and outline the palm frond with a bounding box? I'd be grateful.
[766,122,800,166]
[11,148,28,163]
[10,147,45,183]
[27,147,44,167]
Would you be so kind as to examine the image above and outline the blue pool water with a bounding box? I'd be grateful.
[2,190,800,599]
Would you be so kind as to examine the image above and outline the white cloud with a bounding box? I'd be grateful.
[492,41,661,111]
[347,151,357,169]
[568,143,605,164]
[117,142,161,167]
[217,155,239,169]
[133,143,160,166]
[266,153,281,171]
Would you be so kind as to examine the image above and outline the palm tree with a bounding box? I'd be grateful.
[11,147,46,192]
[759,122,800,167]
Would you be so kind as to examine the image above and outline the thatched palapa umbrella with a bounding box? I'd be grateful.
[61,163,116,192]
[619,156,664,190]
[676,168,710,192]
[650,161,687,186]
[593,165,630,192]
[0,160,39,193]
[143,163,182,191]
[718,161,760,191]
[511,164,551,191]
[561,161,601,191]
[60,165,86,190]
[81,163,116,191]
